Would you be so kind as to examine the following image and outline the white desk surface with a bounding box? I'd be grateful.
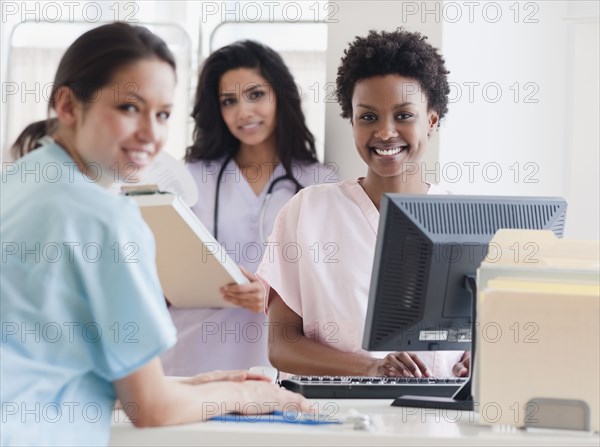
[110,399,599,446]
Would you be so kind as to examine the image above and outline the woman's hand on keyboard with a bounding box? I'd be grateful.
[367,352,432,378]
[452,351,470,377]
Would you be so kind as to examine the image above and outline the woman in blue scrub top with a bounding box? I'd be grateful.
[0,23,309,447]
[161,41,338,375]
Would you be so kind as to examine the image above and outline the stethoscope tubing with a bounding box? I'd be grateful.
[213,153,302,242]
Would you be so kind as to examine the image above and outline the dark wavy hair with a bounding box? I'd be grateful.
[336,28,450,124]
[185,40,318,176]
[10,22,176,159]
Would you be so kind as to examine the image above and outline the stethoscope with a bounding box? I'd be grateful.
[213,153,303,243]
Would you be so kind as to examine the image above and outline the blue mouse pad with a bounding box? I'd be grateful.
[209,410,342,425]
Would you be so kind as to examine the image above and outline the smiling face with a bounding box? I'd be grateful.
[352,75,439,183]
[219,68,277,150]
[69,58,175,182]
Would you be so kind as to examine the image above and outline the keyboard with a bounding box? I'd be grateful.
[280,376,467,399]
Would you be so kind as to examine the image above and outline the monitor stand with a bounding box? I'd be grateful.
[390,379,474,411]
[391,275,477,412]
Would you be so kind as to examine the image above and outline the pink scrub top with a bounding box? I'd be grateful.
[257,179,464,377]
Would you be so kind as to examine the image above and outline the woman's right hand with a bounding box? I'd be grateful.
[184,370,314,414]
[366,352,432,378]
[234,380,314,415]
[220,267,265,313]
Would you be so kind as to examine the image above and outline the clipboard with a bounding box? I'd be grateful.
[125,186,248,308]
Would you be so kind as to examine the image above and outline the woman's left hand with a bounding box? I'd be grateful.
[452,351,471,377]
[220,266,265,313]
[181,369,272,385]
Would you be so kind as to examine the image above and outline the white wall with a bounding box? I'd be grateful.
[439,0,599,238]
[326,1,599,239]
[563,10,599,239]
[440,2,568,196]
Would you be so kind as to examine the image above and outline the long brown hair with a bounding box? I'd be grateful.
[10,22,176,159]
[185,40,318,180]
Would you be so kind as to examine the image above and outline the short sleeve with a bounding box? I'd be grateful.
[77,202,177,381]
[256,192,305,318]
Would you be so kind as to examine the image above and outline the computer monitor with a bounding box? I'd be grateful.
[363,195,567,353]
[362,195,567,410]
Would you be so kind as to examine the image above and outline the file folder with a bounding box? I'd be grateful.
[474,230,600,431]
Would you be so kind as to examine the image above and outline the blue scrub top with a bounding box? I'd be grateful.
[1,143,177,446]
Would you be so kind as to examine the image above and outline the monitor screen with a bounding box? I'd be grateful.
[362,195,567,352]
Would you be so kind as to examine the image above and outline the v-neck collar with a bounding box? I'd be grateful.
[343,178,380,234]
[222,157,285,201]
[342,178,442,234]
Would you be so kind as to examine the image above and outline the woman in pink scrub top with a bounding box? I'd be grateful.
[258,29,470,379]
[161,40,337,375]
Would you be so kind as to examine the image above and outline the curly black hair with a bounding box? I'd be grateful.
[336,28,450,122]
